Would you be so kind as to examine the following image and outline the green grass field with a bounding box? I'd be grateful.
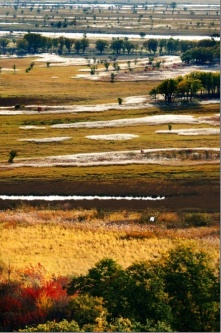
[0,57,219,184]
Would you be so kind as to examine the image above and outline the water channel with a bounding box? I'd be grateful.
[0,30,218,41]
[0,195,166,201]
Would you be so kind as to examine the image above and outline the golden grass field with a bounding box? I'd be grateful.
[0,208,219,279]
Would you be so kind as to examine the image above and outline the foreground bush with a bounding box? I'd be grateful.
[0,245,219,332]
[0,265,70,332]
[18,319,80,332]
[67,245,220,332]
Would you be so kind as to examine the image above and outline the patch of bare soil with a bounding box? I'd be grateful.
[85,134,139,140]
[18,137,71,143]
[156,128,219,136]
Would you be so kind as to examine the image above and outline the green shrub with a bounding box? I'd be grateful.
[184,213,210,227]
[67,294,107,326]
[95,208,106,219]
[18,319,81,332]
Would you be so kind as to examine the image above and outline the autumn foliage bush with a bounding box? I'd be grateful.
[0,264,70,332]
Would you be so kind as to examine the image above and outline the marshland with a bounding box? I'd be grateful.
[0,0,220,331]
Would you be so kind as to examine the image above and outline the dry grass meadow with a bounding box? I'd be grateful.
[0,207,219,279]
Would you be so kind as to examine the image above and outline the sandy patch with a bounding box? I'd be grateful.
[200,100,220,104]
[31,32,220,42]
[73,72,111,80]
[70,55,219,82]
[75,73,102,80]
[0,95,152,115]
[124,96,147,104]
[18,137,71,143]
[0,98,218,118]
[35,53,89,66]
[112,65,220,82]
[33,54,219,83]
[157,55,182,65]
[198,114,220,126]
[86,134,139,140]
[156,128,220,136]
[2,68,20,72]
[51,114,197,129]
[19,126,46,130]
[1,147,219,169]
[51,114,220,129]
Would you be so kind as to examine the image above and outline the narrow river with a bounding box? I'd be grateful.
[0,30,219,41]
[0,195,166,201]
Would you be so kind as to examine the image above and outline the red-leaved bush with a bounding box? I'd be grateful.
[0,264,71,331]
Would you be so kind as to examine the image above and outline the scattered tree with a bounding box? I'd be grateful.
[139,32,146,38]
[110,72,115,82]
[118,97,123,105]
[8,150,17,163]
[104,60,110,71]
[95,40,109,54]
[170,2,177,11]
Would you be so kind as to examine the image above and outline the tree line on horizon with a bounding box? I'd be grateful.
[0,33,219,64]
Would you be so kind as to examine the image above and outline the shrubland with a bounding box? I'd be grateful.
[0,211,219,332]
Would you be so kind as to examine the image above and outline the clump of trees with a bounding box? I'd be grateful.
[95,39,109,54]
[181,45,220,64]
[66,245,220,332]
[16,33,89,55]
[149,71,220,102]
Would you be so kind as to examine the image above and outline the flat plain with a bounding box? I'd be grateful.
[0,0,219,281]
